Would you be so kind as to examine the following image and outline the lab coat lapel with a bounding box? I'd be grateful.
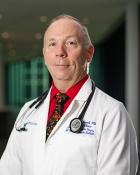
[28,90,51,174]
[33,90,51,141]
[48,78,92,138]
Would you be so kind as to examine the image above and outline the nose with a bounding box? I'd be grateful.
[56,44,67,58]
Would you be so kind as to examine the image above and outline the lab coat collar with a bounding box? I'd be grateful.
[43,77,93,105]
[44,77,93,111]
[74,77,93,102]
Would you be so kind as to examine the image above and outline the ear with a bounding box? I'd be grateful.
[86,46,94,63]
[42,48,47,65]
[43,47,45,57]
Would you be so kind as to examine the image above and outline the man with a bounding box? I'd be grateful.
[0,14,138,175]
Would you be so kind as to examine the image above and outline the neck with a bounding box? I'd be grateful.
[53,74,88,93]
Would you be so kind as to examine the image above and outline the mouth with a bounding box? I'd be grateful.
[55,64,70,67]
[54,64,72,71]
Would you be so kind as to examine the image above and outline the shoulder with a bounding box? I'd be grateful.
[94,87,125,111]
[93,87,134,131]
[83,78,127,116]
[17,89,51,119]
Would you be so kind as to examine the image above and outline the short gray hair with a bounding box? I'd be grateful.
[44,14,93,49]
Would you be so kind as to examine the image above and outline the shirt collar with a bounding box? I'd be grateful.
[50,75,89,101]
[66,75,88,99]
[50,83,59,101]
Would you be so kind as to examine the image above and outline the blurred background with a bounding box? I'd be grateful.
[0,0,139,169]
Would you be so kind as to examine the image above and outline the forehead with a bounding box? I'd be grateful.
[45,19,84,40]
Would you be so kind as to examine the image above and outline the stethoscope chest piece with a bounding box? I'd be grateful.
[70,118,84,133]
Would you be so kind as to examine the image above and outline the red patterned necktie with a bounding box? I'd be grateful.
[46,92,68,138]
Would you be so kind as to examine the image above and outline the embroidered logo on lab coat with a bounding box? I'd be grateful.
[66,121,96,135]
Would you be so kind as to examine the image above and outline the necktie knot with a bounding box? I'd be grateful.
[55,93,69,116]
[55,92,68,105]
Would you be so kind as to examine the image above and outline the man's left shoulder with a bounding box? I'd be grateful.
[94,87,126,113]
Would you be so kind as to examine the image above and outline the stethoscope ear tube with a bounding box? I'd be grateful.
[29,90,48,109]
[35,91,48,109]
[69,82,95,133]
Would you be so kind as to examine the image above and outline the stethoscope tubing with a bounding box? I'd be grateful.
[78,82,95,121]
[15,82,95,133]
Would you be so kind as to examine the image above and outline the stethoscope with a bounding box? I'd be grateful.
[15,82,95,133]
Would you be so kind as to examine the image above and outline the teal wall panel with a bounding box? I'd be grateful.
[89,46,105,91]
[6,57,50,110]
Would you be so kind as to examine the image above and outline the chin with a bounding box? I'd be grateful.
[53,74,72,81]
[52,72,70,79]
[55,77,70,81]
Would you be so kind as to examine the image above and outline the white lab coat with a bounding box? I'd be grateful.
[0,78,138,175]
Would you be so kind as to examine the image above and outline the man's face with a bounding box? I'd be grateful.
[43,19,93,85]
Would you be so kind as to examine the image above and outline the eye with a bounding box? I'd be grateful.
[65,39,78,48]
[48,42,56,47]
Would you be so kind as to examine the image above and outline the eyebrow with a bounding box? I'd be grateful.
[47,35,80,41]
[47,38,56,42]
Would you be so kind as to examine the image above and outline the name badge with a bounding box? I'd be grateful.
[66,120,96,135]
